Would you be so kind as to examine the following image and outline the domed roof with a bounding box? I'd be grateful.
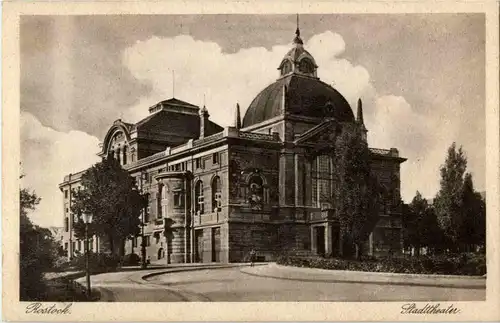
[242,74,354,128]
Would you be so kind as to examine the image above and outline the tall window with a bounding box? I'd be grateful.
[122,146,128,165]
[64,217,69,232]
[212,176,222,212]
[195,181,204,214]
[248,175,264,209]
[212,153,220,165]
[311,155,334,208]
[157,185,163,219]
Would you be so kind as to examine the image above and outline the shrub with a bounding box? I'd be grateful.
[276,253,486,276]
[70,252,121,272]
[122,253,140,266]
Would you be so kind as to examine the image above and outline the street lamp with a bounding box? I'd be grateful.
[82,212,93,299]
[134,175,148,269]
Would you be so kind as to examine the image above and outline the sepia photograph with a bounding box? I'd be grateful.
[3,1,500,321]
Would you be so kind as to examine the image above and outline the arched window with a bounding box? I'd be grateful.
[248,175,264,210]
[299,58,314,74]
[122,146,128,165]
[195,181,204,214]
[311,155,334,208]
[281,60,293,76]
[212,176,222,212]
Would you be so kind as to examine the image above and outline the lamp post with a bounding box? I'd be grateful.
[136,173,148,269]
[82,212,93,299]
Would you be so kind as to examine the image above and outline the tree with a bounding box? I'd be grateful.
[20,188,62,300]
[71,157,142,257]
[434,142,468,251]
[459,173,486,251]
[331,124,382,259]
[403,191,443,256]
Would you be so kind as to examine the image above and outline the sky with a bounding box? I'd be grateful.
[20,14,486,228]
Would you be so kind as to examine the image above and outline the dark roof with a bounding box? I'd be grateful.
[242,74,354,128]
[137,110,223,139]
[158,97,199,109]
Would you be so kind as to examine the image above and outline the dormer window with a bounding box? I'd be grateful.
[281,60,293,76]
[298,58,314,74]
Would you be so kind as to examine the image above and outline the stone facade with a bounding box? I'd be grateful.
[59,26,406,262]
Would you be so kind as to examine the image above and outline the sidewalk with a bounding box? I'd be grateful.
[240,263,486,289]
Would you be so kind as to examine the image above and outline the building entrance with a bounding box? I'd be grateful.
[314,226,325,256]
[195,230,204,263]
[211,227,221,262]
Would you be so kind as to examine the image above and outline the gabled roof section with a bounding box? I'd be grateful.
[148,97,199,115]
[293,119,339,146]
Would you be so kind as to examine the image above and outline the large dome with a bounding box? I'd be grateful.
[242,74,355,128]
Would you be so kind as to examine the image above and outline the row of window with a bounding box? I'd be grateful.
[194,176,222,214]
[64,238,94,255]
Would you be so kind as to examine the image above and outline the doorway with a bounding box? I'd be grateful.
[314,226,325,256]
[195,230,204,263]
[211,227,221,262]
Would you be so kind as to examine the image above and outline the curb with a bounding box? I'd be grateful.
[240,266,486,290]
[272,264,487,280]
[140,263,257,281]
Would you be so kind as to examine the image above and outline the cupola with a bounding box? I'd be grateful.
[277,14,318,78]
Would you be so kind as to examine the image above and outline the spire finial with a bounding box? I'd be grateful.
[357,98,364,125]
[235,103,241,130]
[296,14,300,36]
[293,14,303,45]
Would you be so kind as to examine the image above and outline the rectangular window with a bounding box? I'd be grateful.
[64,190,68,199]
[181,162,185,171]
[212,153,219,165]
[64,242,68,250]
[198,196,204,214]
[195,157,205,169]
[174,192,183,207]
[64,217,69,232]
[215,192,222,209]
[145,206,150,223]
[144,236,151,247]
[72,241,76,254]
[132,237,138,248]
[77,240,82,251]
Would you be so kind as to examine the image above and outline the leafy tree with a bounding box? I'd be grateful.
[403,191,443,256]
[331,124,383,258]
[434,142,467,251]
[71,157,142,257]
[20,188,63,300]
[459,173,486,251]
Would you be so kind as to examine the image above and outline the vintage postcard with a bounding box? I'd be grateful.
[2,0,500,321]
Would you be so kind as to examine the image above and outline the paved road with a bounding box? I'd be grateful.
[86,266,483,302]
[147,267,485,302]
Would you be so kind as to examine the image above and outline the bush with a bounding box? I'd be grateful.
[70,252,121,272]
[276,253,486,276]
[122,253,140,266]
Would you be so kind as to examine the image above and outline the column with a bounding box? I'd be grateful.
[325,224,332,255]
[310,226,316,254]
[304,159,312,207]
[294,154,304,206]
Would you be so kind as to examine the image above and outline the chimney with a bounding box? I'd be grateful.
[199,105,209,139]
[235,103,242,130]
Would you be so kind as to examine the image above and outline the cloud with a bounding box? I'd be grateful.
[122,31,484,202]
[21,28,484,228]
[21,112,101,227]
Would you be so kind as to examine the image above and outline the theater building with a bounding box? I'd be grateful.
[59,26,406,262]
